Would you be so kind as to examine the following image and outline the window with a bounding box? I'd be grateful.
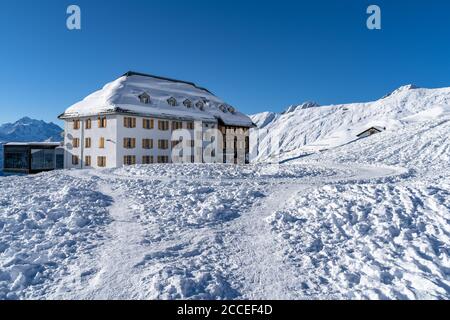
[85,118,92,129]
[73,119,80,130]
[73,138,80,148]
[85,156,91,166]
[187,122,194,130]
[228,106,236,113]
[183,99,192,108]
[142,156,154,164]
[142,139,153,149]
[143,118,154,129]
[123,155,136,166]
[123,138,136,149]
[138,92,150,104]
[172,121,183,130]
[158,140,169,150]
[124,117,136,128]
[72,155,79,165]
[196,101,204,110]
[97,156,107,167]
[99,137,105,149]
[85,137,91,148]
[219,105,227,113]
[157,156,169,163]
[167,97,177,106]
[98,117,107,128]
[158,120,169,131]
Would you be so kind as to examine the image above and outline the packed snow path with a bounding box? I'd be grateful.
[39,163,408,299]
[1,162,448,300]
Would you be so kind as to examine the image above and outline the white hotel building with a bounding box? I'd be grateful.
[58,72,255,169]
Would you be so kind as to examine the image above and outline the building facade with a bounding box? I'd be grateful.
[59,72,255,169]
[3,142,64,174]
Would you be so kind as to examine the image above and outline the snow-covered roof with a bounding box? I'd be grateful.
[60,72,255,127]
[356,126,385,137]
[4,142,62,147]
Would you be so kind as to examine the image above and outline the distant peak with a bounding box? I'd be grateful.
[382,84,420,99]
[283,101,320,114]
[17,116,33,122]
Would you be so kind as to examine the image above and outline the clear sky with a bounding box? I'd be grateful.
[1,0,450,124]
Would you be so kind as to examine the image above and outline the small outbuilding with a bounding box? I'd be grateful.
[3,142,64,174]
[356,126,386,139]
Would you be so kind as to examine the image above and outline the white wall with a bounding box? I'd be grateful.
[64,115,118,169]
[64,114,250,168]
[116,115,211,164]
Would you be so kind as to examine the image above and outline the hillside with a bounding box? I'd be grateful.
[251,85,450,162]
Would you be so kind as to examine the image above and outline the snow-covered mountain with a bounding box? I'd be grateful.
[251,85,450,162]
[0,117,63,170]
[0,117,62,142]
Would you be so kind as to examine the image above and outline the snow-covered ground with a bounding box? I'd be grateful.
[0,85,449,300]
[0,153,447,300]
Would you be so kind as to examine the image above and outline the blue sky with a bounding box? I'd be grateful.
[1,0,450,125]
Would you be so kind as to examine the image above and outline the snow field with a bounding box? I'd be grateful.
[268,180,450,299]
[0,172,113,299]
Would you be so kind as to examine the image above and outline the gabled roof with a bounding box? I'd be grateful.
[356,126,385,137]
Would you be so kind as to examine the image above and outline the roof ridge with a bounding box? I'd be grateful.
[122,71,214,95]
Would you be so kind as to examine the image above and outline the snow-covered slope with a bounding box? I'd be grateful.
[0,118,63,170]
[62,72,254,127]
[251,85,450,162]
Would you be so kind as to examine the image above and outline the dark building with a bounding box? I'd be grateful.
[356,126,386,139]
[3,142,64,174]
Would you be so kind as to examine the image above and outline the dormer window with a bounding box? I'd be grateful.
[196,101,205,111]
[183,99,192,108]
[167,97,178,107]
[139,92,150,104]
[219,104,228,113]
[227,106,236,113]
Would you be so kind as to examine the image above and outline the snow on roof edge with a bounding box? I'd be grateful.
[61,72,255,127]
